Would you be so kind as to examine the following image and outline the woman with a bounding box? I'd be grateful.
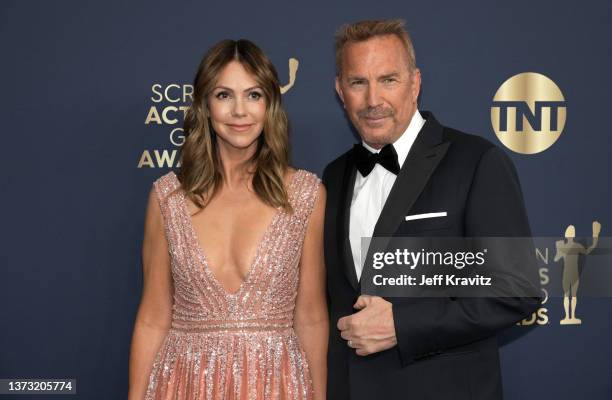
[128,39,328,399]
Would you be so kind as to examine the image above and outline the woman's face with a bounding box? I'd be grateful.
[208,60,267,152]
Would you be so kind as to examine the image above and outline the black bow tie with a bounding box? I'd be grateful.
[352,143,400,176]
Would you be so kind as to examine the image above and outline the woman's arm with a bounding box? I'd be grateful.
[293,183,328,399]
[128,188,174,400]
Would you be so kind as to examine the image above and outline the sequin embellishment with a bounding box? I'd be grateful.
[145,169,320,399]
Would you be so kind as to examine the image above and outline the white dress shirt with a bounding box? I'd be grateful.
[349,110,426,281]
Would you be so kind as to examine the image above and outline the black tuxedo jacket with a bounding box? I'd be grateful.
[322,111,541,400]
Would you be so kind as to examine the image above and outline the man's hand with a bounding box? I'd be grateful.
[337,295,397,356]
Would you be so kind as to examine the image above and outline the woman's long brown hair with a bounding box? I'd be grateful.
[178,39,291,212]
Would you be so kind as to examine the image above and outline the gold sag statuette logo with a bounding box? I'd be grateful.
[491,72,566,154]
[138,58,300,168]
[518,221,602,327]
[554,221,601,325]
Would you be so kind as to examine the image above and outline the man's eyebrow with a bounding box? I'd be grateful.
[379,72,400,80]
[344,72,401,81]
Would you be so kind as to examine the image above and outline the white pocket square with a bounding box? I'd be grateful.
[405,211,447,221]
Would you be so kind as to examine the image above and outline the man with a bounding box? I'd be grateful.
[323,19,542,399]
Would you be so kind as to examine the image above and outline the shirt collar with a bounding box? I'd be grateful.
[361,109,425,169]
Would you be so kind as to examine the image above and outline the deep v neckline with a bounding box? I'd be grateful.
[177,170,301,298]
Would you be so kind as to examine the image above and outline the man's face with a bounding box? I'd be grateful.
[336,34,421,149]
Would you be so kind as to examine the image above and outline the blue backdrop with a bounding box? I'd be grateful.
[1,0,610,398]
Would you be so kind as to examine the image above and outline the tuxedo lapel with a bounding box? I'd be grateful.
[363,112,450,283]
[338,157,360,290]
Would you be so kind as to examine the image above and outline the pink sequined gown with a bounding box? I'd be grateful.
[145,169,320,400]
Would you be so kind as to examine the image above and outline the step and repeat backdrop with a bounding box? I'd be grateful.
[1,0,611,399]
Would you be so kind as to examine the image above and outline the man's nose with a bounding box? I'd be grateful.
[366,84,382,108]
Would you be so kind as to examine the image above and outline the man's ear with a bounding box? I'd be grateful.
[335,76,345,105]
[411,68,422,104]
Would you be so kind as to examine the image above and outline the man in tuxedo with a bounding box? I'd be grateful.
[323,19,542,399]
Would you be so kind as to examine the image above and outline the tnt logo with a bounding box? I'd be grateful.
[490,72,566,154]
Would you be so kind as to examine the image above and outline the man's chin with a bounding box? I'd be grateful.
[359,132,395,149]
